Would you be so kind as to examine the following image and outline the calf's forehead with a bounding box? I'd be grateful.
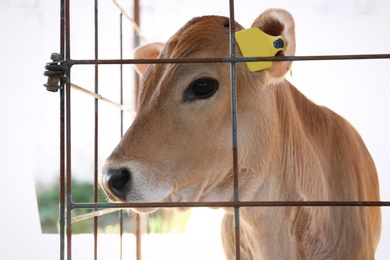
[162,15,236,59]
[139,16,242,108]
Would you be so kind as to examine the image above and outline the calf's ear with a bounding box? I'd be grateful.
[133,42,165,76]
[252,8,296,79]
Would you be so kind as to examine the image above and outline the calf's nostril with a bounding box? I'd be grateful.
[108,168,131,199]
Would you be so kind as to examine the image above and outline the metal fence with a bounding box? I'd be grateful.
[43,0,390,259]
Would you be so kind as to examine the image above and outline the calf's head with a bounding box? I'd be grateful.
[100,9,295,213]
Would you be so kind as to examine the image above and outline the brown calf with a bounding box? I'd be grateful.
[100,9,381,259]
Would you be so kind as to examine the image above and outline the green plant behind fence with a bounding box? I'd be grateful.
[36,178,191,234]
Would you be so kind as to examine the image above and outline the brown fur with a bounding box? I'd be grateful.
[101,9,381,259]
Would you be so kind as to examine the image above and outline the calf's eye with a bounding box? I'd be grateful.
[184,77,219,102]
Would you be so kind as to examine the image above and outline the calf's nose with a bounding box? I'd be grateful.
[107,168,131,200]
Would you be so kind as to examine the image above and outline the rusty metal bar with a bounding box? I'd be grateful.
[67,53,390,66]
[119,11,124,260]
[136,214,142,260]
[133,0,141,109]
[59,0,65,258]
[119,12,125,138]
[59,65,66,260]
[65,0,72,259]
[66,51,72,259]
[71,200,390,209]
[119,12,123,260]
[70,83,135,114]
[93,0,99,259]
[133,1,143,260]
[119,210,124,260]
[228,0,240,259]
[69,199,390,222]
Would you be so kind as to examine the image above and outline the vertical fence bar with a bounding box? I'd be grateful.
[93,0,100,259]
[59,0,66,258]
[228,0,241,259]
[133,2,143,260]
[119,12,124,260]
[119,13,124,139]
[119,211,124,260]
[136,214,142,260]
[133,0,140,109]
[64,0,73,258]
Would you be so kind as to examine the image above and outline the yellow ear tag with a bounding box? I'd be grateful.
[235,27,286,72]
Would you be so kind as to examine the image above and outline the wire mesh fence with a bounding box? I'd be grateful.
[43,0,390,259]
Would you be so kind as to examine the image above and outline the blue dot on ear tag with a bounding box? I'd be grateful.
[273,38,285,49]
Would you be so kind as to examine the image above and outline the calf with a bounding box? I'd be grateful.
[100,9,381,259]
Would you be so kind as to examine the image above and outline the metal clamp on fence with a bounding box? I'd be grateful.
[43,53,65,92]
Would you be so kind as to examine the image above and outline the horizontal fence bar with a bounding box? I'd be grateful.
[71,83,135,114]
[71,200,390,210]
[72,208,122,223]
[67,53,390,66]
